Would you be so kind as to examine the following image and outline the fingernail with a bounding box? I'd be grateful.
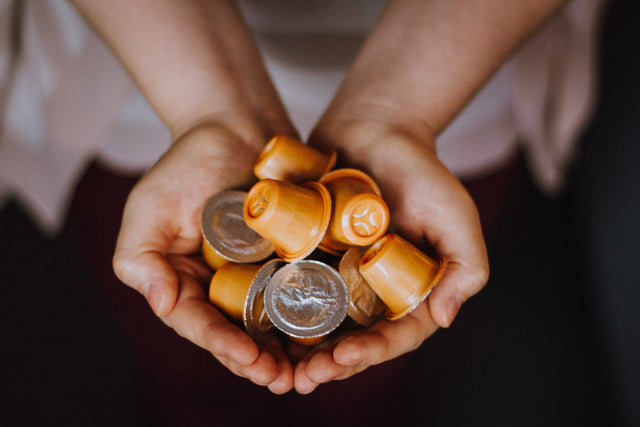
[337,355,361,366]
[318,374,337,383]
[233,352,256,366]
[144,284,164,315]
[443,295,464,327]
[299,385,317,395]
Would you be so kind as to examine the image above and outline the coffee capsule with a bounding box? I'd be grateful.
[253,135,337,183]
[319,169,389,254]
[201,191,275,270]
[243,259,286,343]
[264,260,349,346]
[209,263,261,321]
[338,246,386,327]
[208,260,287,343]
[359,234,447,321]
[243,179,331,262]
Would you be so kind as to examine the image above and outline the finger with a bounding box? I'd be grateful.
[113,247,179,316]
[424,187,489,327]
[219,346,280,387]
[436,192,489,327]
[166,253,212,284]
[333,303,438,367]
[113,194,183,316]
[163,270,260,366]
[165,260,286,386]
[293,358,318,394]
[413,177,490,329]
[303,350,342,384]
[264,338,295,394]
[294,305,438,389]
[427,256,487,328]
[302,346,369,384]
[298,336,384,388]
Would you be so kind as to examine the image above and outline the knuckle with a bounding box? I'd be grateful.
[112,251,132,284]
[458,265,490,301]
[410,320,428,352]
[197,317,233,357]
[473,262,490,290]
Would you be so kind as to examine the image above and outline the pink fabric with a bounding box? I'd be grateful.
[0,0,606,233]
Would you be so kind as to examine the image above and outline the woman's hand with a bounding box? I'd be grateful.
[290,0,565,392]
[113,121,295,394]
[293,119,489,393]
[72,0,299,393]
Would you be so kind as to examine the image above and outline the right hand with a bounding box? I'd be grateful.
[112,119,295,394]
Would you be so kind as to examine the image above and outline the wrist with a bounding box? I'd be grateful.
[309,101,437,167]
[171,111,298,157]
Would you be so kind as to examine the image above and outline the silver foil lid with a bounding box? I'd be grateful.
[243,259,286,343]
[201,191,274,264]
[264,260,349,339]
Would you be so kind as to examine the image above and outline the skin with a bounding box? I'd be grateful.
[114,122,295,393]
[297,0,567,393]
[71,0,567,394]
[72,0,298,393]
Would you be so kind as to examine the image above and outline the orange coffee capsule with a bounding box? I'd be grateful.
[209,260,286,343]
[201,191,274,270]
[359,234,447,321]
[319,169,389,254]
[243,179,331,262]
[253,135,337,183]
[209,263,261,321]
[338,246,386,327]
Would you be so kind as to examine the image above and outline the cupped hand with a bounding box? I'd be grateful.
[294,119,489,393]
[112,120,294,394]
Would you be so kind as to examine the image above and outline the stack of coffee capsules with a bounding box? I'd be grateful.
[201,135,447,346]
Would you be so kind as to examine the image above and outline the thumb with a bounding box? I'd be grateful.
[427,259,488,328]
[112,201,181,317]
[113,248,179,316]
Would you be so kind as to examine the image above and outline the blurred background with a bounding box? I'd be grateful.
[1,0,638,425]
